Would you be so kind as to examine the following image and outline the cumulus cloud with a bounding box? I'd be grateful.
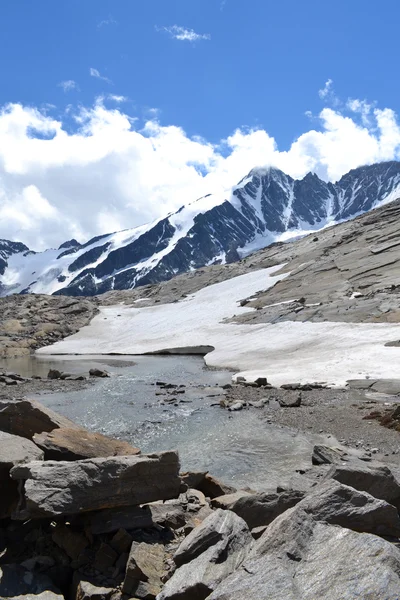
[157,25,211,42]
[0,96,400,250]
[58,80,79,93]
[89,68,112,85]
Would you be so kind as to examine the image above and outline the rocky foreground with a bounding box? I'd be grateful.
[2,396,400,599]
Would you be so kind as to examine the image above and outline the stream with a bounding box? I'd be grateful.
[1,354,331,491]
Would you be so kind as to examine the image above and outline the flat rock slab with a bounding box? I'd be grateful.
[0,398,81,440]
[370,379,400,395]
[0,431,44,518]
[10,451,181,519]
[33,427,140,461]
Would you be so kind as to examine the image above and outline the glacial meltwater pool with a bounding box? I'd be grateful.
[1,354,331,491]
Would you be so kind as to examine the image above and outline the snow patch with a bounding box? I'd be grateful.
[37,266,400,386]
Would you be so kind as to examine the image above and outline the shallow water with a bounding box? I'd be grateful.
[2,354,330,491]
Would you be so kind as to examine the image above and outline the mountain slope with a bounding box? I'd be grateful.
[2,161,400,297]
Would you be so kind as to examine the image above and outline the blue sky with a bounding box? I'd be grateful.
[2,0,399,147]
[2,0,400,249]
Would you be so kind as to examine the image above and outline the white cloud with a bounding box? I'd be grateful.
[0,95,400,250]
[157,25,211,42]
[97,16,117,28]
[89,68,112,85]
[58,80,78,93]
[319,79,333,100]
[108,94,128,103]
[318,78,340,107]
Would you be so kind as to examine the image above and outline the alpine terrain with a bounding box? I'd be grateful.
[1,161,400,297]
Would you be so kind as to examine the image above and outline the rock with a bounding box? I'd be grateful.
[248,399,266,408]
[47,369,62,380]
[11,451,181,519]
[89,369,110,378]
[122,542,165,598]
[208,509,400,600]
[147,502,187,529]
[211,490,304,529]
[110,529,133,554]
[228,402,244,411]
[278,393,302,408]
[370,379,400,395]
[347,378,376,390]
[0,564,61,598]
[11,593,64,600]
[0,398,81,440]
[94,543,118,573]
[210,490,251,509]
[33,427,140,461]
[312,444,348,466]
[324,463,400,507]
[75,580,114,600]
[52,524,89,560]
[0,431,44,518]
[158,509,253,600]
[294,479,400,537]
[180,472,236,499]
[254,377,268,387]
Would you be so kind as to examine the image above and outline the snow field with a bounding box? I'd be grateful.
[37,265,400,386]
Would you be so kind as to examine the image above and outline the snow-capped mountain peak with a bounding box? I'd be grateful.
[2,161,400,297]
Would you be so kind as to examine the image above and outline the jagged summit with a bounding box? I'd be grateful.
[1,161,400,297]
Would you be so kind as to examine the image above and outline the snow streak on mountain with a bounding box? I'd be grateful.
[1,161,400,297]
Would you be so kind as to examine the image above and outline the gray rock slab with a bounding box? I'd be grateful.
[370,379,400,395]
[346,379,376,389]
[312,444,348,465]
[208,515,400,600]
[10,451,181,519]
[290,479,400,538]
[0,431,43,518]
[324,462,400,506]
[157,509,253,600]
[0,398,80,440]
[211,490,304,529]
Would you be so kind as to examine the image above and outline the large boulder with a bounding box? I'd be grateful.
[157,509,253,600]
[33,427,140,461]
[211,490,304,529]
[207,508,400,600]
[324,463,400,507]
[0,398,80,440]
[10,451,181,519]
[0,431,44,518]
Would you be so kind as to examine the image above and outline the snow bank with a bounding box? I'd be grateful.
[37,265,400,386]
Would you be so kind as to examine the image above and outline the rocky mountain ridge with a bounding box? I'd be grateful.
[2,161,400,297]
